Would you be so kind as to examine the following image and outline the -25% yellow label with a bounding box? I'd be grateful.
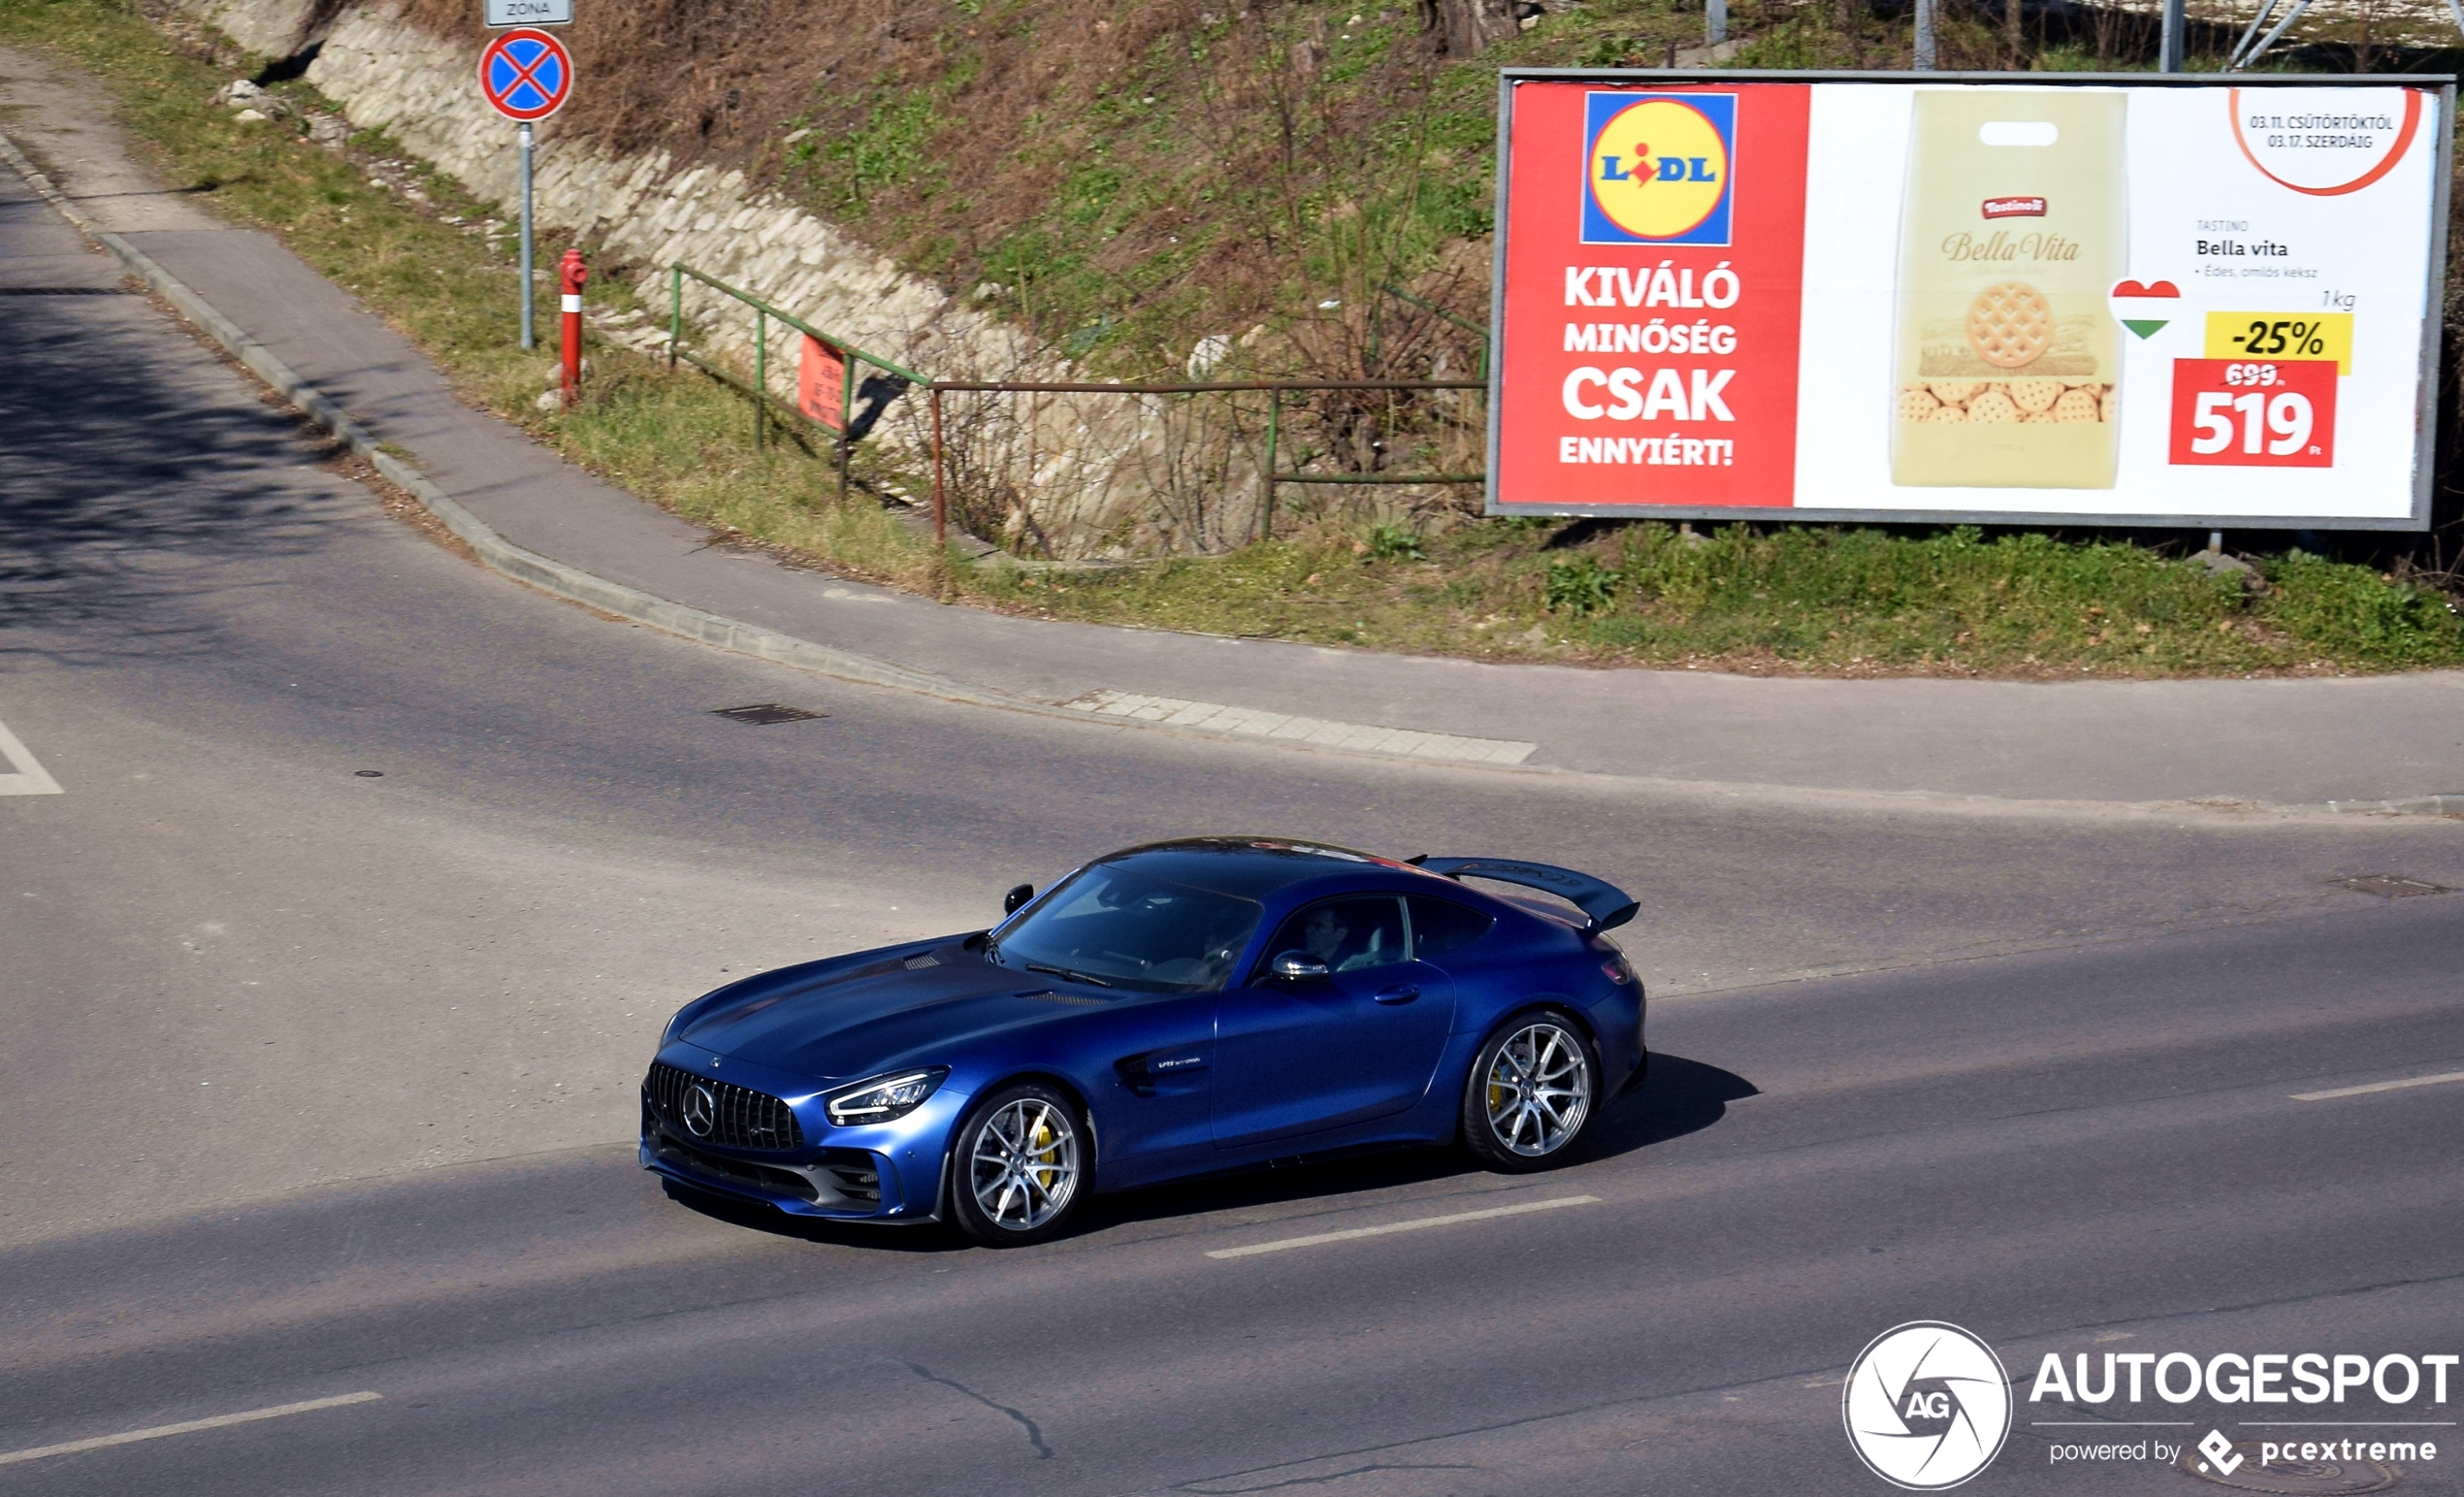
[2204,311,2351,375]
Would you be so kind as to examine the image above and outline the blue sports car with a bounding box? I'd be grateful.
[640,838,1645,1246]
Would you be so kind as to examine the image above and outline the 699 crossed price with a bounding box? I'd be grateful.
[2167,357,2336,469]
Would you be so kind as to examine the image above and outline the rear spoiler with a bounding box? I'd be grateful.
[1407,856,1638,933]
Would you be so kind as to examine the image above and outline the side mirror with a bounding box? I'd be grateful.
[1002,883,1035,916]
[1270,951,1330,983]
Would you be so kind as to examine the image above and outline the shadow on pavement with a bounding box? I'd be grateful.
[0,184,335,666]
[664,1052,1757,1252]
[1579,1052,1761,1157]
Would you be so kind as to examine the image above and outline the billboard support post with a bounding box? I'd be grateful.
[1707,0,1728,47]
[2161,0,2187,70]
[1914,0,1936,69]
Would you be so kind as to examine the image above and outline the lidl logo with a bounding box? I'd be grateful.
[1582,91,1735,246]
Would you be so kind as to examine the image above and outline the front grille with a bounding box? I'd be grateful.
[643,1062,804,1150]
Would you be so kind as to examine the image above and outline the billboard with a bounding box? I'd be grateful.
[1485,72,2454,530]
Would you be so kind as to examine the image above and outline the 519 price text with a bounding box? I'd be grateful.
[2168,358,2336,469]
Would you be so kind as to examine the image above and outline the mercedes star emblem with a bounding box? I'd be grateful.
[682,1082,717,1138]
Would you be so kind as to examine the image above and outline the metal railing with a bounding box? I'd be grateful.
[665,262,1486,549]
[666,264,928,493]
[924,379,1486,546]
[1372,282,1490,380]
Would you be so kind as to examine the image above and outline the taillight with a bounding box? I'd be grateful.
[1602,957,1635,985]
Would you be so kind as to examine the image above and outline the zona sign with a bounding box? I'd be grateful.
[479,28,572,122]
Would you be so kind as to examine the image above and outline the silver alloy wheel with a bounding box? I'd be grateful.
[968,1096,1081,1231]
[1483,1022,1593,1156]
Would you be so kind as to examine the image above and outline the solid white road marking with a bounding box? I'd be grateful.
[2291,1070,2464,1102]
[0,718,62,795]
[1056,690,1539,765]
[1206,1194,1599,1259]
[0,1392,381,1468]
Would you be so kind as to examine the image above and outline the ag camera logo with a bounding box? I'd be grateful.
[1844,1321,2014,1489]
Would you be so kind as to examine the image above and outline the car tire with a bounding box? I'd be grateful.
[948,1081,1089,1248]
[1460,1011,1599,1173]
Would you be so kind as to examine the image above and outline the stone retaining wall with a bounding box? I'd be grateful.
[179,0,1253,557]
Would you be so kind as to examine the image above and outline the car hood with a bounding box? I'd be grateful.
[673,946,1074,1081]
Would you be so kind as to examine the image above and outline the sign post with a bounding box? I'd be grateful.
[519,121,533,347]
[477,27,573,350]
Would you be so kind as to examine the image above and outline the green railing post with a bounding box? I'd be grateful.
[838,350,857,499]
[668,264,681,371]
[1261,385,1281,544]
[753,308,766,452]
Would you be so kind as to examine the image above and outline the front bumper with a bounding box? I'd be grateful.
[637,1047,964,1222]
[640,1122,908,1217]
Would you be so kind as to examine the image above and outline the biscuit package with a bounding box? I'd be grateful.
[1891,90,2126,489]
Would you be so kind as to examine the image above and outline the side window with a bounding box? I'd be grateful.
[1409,896,1495,959]
[1262,896,1409,976]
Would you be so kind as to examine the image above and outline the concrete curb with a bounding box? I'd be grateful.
[2325,795,2464,818]
[6,129,2460,821]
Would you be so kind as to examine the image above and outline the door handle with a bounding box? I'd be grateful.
[1373,984,1420,1004]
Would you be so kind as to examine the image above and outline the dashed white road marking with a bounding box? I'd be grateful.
[1206,1193,1600,1259]
[0,718,62,795]
[1057,690,1538,765]
[2292,1069,2464,1102]
[0,1392,381,1468]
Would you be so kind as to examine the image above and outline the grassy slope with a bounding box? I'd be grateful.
[2,0,2458,677]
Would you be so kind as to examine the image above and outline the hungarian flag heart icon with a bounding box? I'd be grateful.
[2110,278,2180,340]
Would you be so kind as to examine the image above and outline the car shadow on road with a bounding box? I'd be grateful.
[1578,1052,1762,1157]
[659,1179,971,1253]
[662,1053,1756,1252]
[1086,1052,1760,1235]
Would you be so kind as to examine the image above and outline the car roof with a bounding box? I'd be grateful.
[1097,837,1417,901]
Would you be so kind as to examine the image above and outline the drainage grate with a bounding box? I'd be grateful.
[710,703,823,726]
[2329,874,2450,899]
[2177,1439,2401,1494]
[0,286,132,295]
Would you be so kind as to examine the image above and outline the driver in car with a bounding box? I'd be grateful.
[1302,906,1350,966]
[1300,905,1396,972]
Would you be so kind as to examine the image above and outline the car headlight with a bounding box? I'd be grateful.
[825,1068,949,1126]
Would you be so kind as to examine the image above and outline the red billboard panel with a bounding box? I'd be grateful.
[1495,81,1809,510]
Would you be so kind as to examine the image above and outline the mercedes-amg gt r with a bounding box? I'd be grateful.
[641,838,1644,1246]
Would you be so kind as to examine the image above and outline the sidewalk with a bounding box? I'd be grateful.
[6,51,2459,811]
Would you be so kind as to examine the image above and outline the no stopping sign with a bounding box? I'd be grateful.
[480,28,572,122]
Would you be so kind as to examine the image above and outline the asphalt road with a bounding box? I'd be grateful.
[6,901,2460,1495]
[3,152,2461,1494]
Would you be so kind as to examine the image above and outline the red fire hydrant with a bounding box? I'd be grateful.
[559,247,587,407]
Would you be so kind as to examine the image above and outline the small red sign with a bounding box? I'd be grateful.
[2167,358,2336,468]
[1981,196,2046,218]
[798,334,846,430]
[479,28,572,122]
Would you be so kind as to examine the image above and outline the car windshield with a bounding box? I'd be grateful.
[992,864,1261,993]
